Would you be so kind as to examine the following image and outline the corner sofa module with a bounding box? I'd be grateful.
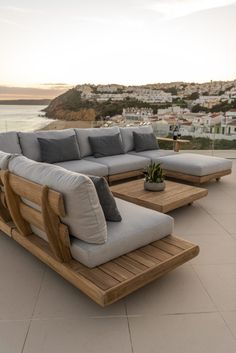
[159,153,232,184]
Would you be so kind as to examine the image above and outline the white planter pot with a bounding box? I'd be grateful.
[144,181,166,192]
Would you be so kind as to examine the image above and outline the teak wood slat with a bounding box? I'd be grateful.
[111,179,208,213]
[7,173,65,217]
[6,227,199,306]
[0,171,200,306]
[163,169,232,184]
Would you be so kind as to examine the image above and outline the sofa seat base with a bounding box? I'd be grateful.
[164,168,232,184]
[158,153,232,183]
[4,227,199,307]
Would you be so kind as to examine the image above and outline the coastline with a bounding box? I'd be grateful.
[39,119,94,131]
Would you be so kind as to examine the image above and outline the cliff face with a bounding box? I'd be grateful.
[45,89,96,121]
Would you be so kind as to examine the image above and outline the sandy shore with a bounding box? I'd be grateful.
[39,119,94,131]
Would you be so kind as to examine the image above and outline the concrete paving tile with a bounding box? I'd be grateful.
[23,317,132,353]
[129,313,236,353]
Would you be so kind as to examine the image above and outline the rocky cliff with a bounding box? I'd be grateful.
[45,88,96,121]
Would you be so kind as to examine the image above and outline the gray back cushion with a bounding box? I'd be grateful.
[0,132,22,154]
[18,129,78,161]
[119,126,153,152]
[38,135,80,163]
[88,133,124,158]
[9,156,107,244]
[133,132,158,152]
[89,176,122,222]
[0,151,16,170]
[74,127,120,158]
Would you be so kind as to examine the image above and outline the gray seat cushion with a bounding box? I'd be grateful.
[0,132,22,154]
[18,129,78,161]
[129,149,176,163]
[71,198,174,267]
[54,160,108,176]
[158,153,233,176]
[119,126,153,153]
[75,127,120,158]
[85,154,150,175]
[9,156,107,244]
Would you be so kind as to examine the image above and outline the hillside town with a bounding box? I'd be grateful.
[75,81,236,140]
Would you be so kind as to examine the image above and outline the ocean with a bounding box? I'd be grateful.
[0,105,53,132]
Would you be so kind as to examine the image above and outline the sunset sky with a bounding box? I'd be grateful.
[0,0,236,99]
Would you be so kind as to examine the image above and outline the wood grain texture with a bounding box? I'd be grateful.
[163,169,232,184]
[111,179,208,213]
[9,228,199,306]
[0,171,200,306]
[0,219,15,237]
[3,171,32,236]
[8,173,65,217]
[108,169,144,184]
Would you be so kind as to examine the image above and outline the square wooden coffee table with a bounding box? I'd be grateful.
[110,179,208,213]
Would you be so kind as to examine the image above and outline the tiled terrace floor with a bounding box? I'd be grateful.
[0,159,236,353]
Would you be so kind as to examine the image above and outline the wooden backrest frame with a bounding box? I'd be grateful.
[0,171,12,222]
[1,171,71,263]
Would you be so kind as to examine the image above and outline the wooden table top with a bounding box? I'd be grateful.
[111,179,208,213]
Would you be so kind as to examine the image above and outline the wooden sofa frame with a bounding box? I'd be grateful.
[107,168,232,185]
[0,170,199,307]
[163,168,232,184]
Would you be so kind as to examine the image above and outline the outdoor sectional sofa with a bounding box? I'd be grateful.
[0,151,199,306]
[0,125,232,305]
[0,126,233,184]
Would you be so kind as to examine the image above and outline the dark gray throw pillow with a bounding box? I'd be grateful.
[88,133,125,158]
[38,135,80,163]
[133,132,159,152]
[89,176,122,222]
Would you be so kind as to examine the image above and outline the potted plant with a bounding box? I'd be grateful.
[144,162,166,191]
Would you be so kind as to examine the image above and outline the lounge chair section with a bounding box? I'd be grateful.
[71,198,173,268]
[0,168,199,306]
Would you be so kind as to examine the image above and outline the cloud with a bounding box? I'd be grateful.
[0,85,69,99]
[0,5,41,14]
[0,17,18,25]
[146,0,236,19]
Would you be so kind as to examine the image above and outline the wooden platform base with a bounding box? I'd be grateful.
[0,219,15,237]
[163,169,232,184]
[108,169,144,184]
[0,224,199,306]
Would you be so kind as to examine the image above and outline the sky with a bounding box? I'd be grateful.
[0,0,236,99]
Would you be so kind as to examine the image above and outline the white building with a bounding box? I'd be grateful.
[226,109,236,119]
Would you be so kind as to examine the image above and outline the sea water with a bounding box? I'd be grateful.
[0,105,53,132]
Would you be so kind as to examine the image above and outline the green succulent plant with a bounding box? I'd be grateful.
[144,163,165,183]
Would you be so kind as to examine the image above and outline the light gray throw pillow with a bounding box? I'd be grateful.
[89,176,122,222]
[88,133,125,158]
[133,132,159,152]
[37,135,80,163]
